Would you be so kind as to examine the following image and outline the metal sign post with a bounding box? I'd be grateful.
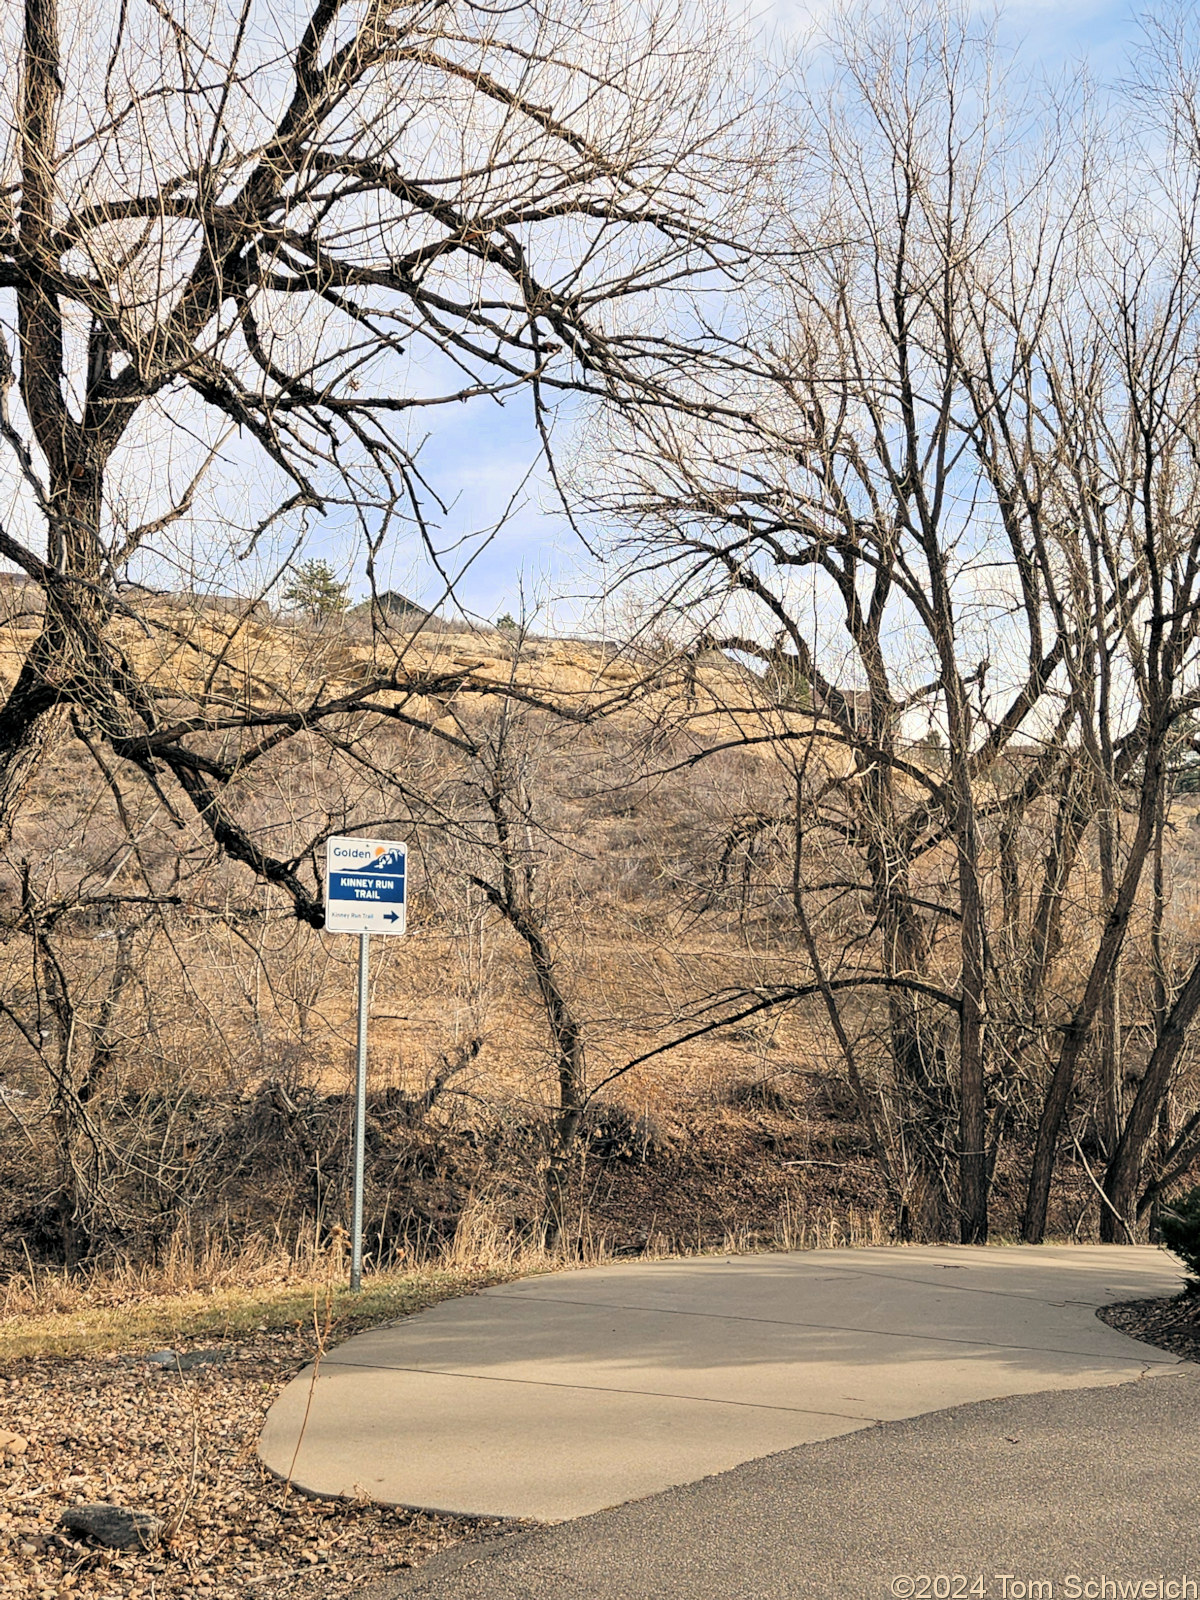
[351,932,370,1292]
[324,837,408,1291]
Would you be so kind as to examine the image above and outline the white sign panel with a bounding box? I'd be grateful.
[324,837,408,935]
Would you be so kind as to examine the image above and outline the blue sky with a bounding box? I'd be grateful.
[0,0,1161,628]
[356,388,588,630]
[300,0,1155,628]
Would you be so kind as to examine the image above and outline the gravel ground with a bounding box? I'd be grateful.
[0,1328,535,1600]
[1096,1286,1200,1362]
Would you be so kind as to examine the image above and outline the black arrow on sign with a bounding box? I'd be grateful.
[383,911,400,923]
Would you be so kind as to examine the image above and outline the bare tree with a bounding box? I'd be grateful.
[0,0,756,897]
[427,683,592,1245]
[0,0,767,1259]
[0,0,924,1261]
[588,3,1200,1244]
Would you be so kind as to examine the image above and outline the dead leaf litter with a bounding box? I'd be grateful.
[0,1329,534,1599]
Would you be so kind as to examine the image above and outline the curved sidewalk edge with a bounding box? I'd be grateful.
[259,1244,1186,1521]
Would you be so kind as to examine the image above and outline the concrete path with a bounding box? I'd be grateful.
[378,1366,1200,1600]
[259,1245,1185,1522]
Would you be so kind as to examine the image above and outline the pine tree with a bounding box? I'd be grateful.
[283,561,350,623]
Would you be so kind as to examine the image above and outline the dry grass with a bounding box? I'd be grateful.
[0,1197,572,1365]
[3,602,1192,1322]
[0,1267,519,1365]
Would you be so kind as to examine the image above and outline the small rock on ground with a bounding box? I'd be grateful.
[61,1503,163,1549]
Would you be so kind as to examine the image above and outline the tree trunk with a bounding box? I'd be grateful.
[1023,739,1166,1242]
[954,774,989,1245]
[1102,948,1200,1238]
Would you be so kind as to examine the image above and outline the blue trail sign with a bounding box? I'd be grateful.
[324,837,408,935]
[323,836,409,1291]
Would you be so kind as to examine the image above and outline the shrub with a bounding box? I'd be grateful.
[722,1075,803,1114]
[583,1100,666,1164]
[1158,1186,1200,1287]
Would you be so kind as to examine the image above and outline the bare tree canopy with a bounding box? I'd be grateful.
[0,0,754,872]
[585,3,1200,1245]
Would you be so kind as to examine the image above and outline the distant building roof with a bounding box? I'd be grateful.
[374,591,433,619]
[813,685,872,728]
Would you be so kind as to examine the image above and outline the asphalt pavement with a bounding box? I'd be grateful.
[375,1364,1200,1600]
